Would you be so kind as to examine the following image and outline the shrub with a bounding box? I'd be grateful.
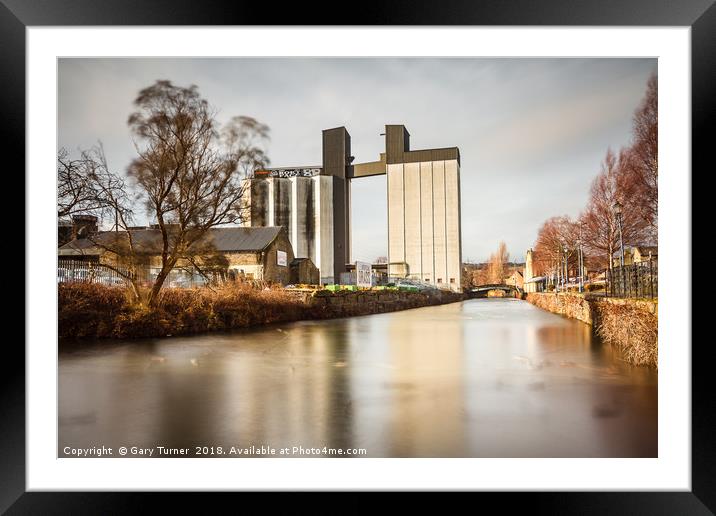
[59,282,315,339]
[594,301,658,368]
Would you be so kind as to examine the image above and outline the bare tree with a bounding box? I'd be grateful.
[126,80,270,307]
[580,148,648,270]
[57,144,126,218]
[70,145,147,301]
[487,241,510,284]
[626,74,658,241]
[534,215,580,280]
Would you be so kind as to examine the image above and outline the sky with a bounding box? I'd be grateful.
[58,57,656,263]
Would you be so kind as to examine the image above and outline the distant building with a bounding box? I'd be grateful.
[523,248,545,293]
[504,269,524,289]
[58,226,315,285]
[58,215,98,247]
[612,246,658,268]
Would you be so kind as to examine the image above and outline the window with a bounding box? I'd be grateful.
[450,278,455,283]
[437,278,442,283]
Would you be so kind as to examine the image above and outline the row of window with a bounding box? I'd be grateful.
[414,277,456,284]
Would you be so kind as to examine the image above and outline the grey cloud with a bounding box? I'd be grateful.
[59,57,656,263]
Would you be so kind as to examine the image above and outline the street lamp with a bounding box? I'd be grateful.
[612,200,626,297]
[563,245,569,291]
[612,201,625,267]
[576,236,583,293]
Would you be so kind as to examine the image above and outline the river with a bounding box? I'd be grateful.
[59,298,657,458]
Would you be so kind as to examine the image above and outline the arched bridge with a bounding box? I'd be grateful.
[469,284,523,298]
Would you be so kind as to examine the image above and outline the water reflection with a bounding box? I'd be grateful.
[59,299,657,457]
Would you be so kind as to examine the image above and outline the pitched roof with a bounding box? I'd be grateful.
[209,226,282,252]
[611,245,658,258]
[58,226,284,256]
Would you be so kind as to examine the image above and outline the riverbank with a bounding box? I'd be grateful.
[58,283,464,339]
[525,292,658,368]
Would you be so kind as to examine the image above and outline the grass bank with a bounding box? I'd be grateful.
[58,283,463,339]
[526,292,658,368]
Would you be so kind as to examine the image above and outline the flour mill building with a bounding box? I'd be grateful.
[243,125,463,291]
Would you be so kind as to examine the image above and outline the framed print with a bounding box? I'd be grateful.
[5,0,709,512]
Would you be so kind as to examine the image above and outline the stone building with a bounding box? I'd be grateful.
[523,248,545,293]
[504,269,524,289]
[289,258,320,285]
[58,225,313,285]
[612,246,658,268]
[58,215,99,247]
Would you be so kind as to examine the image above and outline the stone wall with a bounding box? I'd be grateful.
[525,292,594,325]
[526,292,658,367]
[290,288,465,319]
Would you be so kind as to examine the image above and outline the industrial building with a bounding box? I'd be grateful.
[243,125,463,291]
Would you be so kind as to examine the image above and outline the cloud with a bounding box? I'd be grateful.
[58,57,656,262]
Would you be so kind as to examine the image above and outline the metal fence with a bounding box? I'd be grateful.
[57,259,131,286]
[606,260,658,299]
[58,259,236,289]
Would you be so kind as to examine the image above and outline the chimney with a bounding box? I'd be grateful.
[72,215,98,240]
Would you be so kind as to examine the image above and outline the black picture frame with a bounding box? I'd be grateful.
[5,0,707,512]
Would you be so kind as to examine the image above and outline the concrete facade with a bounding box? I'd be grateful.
[386,158,462,291]
[243,173,336,284]
[244,124,462,291]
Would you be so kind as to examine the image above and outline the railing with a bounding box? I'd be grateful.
[384,276,441,291]
[57,259,131,286]
[606,260,658,299]
[58,259,239,289]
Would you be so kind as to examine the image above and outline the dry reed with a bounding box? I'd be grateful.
[594,301,658,368]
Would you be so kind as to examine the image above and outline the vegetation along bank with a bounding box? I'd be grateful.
[526,292,658,368]
[58,283,464,340]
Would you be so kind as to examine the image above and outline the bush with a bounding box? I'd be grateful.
[58,282,314,339]
[594,301,658,368]
[58,283,129,338]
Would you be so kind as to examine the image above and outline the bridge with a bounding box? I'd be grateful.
[469,284,523,298]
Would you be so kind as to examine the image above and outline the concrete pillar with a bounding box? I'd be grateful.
[387,163,405,277]
[420,161,435,284]
[445,159,462,292]
[432,161,447,287]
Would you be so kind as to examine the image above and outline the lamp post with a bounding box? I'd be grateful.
[563,245,569,291]
[577,237,583,293]
[613,201,625,297]
[554,253,559,293]
[613,201,624,267]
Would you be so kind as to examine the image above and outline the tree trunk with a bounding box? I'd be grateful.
[127,279,142,305]
[147,261,176,308]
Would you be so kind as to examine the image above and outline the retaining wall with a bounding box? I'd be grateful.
[295,289,465,319]
[526,292,658,368]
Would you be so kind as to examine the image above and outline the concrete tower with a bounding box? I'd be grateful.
[244,124,462,291]
[384,125,462,291]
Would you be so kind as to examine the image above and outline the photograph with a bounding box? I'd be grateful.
[4,0,706,506]
[56,56,659,459]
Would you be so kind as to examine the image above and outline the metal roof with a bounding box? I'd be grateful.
[209,226,282,251]
[58,226,283,256]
